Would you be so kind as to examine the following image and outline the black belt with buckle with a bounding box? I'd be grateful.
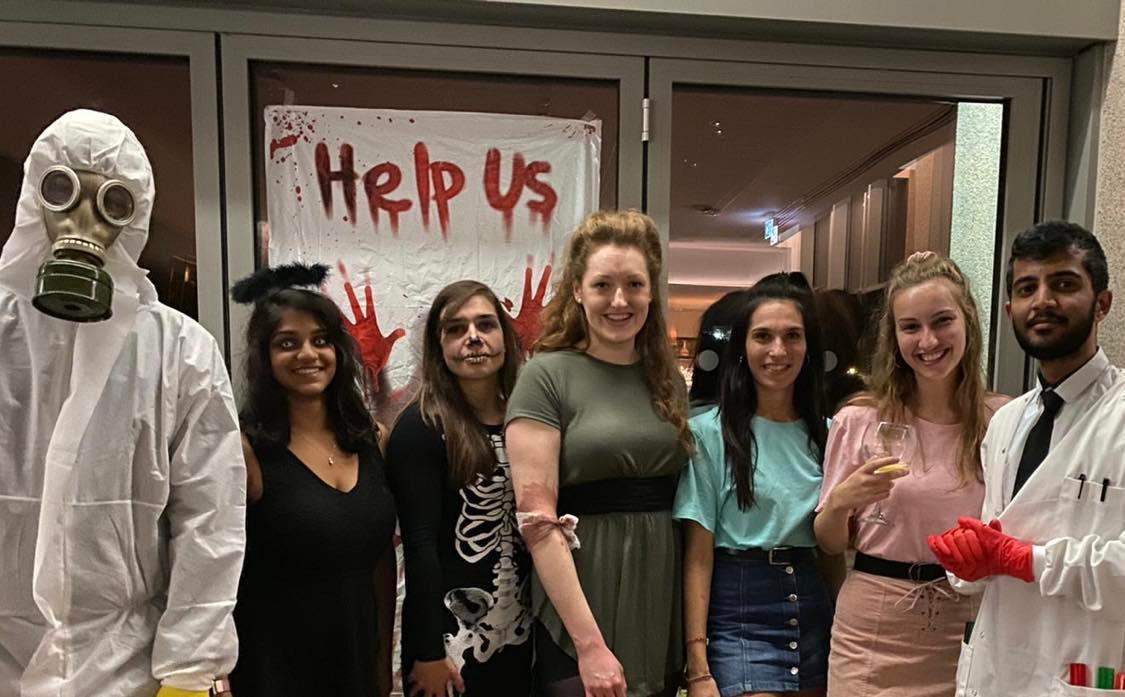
[715,546,816,565]
[854,551,946,582]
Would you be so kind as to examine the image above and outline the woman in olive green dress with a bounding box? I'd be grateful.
[505,210,692,697]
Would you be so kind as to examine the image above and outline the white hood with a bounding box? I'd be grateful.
[0,108,158,306]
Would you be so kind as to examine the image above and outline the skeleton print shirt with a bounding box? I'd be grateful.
[386,403,532,694]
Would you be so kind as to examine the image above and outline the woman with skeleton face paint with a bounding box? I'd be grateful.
[386,280,531,697]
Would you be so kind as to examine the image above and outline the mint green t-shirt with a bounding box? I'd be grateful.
[673,406,822,549]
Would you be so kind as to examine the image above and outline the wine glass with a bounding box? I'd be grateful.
[857,421,918,526]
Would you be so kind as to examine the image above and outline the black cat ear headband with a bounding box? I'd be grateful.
[230,263,329,304]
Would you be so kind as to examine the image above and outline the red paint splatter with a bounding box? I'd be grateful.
[502,255,554,353]
[362,162,412,235]
[269,134,299,159]
[525,160,557,231]
[410,142,468,236]
[484,148,525,239]
[315,142,357,225]
[414,142,431,229]
[430,162,465,238]
[337,260,405,390]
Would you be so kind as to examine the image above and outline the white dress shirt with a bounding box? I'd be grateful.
[999,349,1115,508]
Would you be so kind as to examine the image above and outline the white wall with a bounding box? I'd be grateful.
[1095,6,1125,367]
[484,0,1119,42]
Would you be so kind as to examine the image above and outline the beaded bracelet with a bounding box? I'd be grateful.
[685,636,709,647]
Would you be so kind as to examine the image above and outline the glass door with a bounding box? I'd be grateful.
[648,58,1059,398]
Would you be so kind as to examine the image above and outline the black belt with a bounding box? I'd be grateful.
[557,475,677,515]
[715,546,816,565]
[854,551,946,582]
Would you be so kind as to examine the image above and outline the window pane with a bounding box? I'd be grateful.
[0,48,197,317]
[249,60,619,260]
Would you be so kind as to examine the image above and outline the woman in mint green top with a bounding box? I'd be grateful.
[675,409,823,550]
[674,272,836,697]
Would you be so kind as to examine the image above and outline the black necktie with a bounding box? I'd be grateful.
[1012,390,1064,496]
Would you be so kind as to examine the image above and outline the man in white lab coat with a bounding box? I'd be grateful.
[929,220,1125,697]
[0,110,245,697]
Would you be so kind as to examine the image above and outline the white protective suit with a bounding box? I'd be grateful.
[0,110,246,697]
[952,352,1125,697]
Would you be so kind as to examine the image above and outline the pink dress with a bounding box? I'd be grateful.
[818,396,1009,697]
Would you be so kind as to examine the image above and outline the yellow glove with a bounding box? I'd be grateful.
[155,687,210,697]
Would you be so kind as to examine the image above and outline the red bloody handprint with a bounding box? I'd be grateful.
[503,255,553,353]
[337,261,405,391]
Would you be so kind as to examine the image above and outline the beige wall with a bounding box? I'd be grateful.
[1095,11,1125,366]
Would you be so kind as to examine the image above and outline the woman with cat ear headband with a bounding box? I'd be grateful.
[229,263,398,697]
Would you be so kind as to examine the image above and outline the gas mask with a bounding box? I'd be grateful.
[33,164,137,321]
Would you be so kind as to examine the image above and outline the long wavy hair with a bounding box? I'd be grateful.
[417,280,522,486]
[719,272,828,510]
[240,287,376,453]
[535,209,692,451]
[856,252,991,486]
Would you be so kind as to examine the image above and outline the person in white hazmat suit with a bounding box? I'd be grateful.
[928,221,1125,697]
[0,110,245,697]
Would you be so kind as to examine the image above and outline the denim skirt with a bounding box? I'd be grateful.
[707,549,832,697]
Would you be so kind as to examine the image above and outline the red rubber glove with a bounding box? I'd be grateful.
[960,517,1034,582]
[929,517,1034,582]
[929,523,989,581]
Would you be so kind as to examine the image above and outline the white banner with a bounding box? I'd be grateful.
[265,105,601,410]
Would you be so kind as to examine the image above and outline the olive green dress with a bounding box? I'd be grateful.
[505,350,688,696]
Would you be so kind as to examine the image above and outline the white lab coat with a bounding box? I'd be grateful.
[953,356,1125,697]
[0,110,246,697]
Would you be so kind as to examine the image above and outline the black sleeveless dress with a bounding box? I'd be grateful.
[231,442,396,697]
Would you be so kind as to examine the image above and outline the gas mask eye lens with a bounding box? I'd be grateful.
[38,166,79,211]
[97,181,136,226]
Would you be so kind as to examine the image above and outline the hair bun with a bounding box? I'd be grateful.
[785,271,812,290]
[906,250,937,264]
[231,263,329,304]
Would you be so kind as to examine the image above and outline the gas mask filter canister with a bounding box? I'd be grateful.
[33,164,137,322]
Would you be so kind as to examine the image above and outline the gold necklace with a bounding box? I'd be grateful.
[294,431,339,467]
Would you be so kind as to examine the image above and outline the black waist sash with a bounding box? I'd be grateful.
[557,475,678,515]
